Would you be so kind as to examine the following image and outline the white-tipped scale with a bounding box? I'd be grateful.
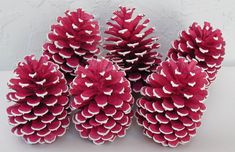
[114,40,123,46]
[119,87,125,94]
[213,54,220,59]
[111,125,122,134]
[172,125,185,132]
[139,66,149,71]
[104,121,116,130]
[99,71,105,76]
[135,33,144,38]
[97,129,110,136]
[162,86,172,94]
[142,22,149,27]
[36,91,48,98]
[178,43,185,52]
[118,51,130,56]
[183,93,193,99]
[191,107,200,112]
[19,82,29,88]
[74,51,85,56]
[72,24,78,29]
[145,43,154,48]
[162,102,174,111]
[199,48,209,53]
[35,79,46,85]
[54,89,63,96]
[190,72,195,76]
[69,44,80,50]
[111,15,117,20]
[85,30,92,35]
[135,50,147,57]
[195,55,205,62]
[114,101,124,109]
[66,32,74,38]
[160,69,167,77]
[91,24,96,28]
[186,41,194,49]
[15,94,26,100]
[175,131,187,138]
[188,82,196,87]
[51,67,57,73]
[105,75,112,80]
[128,75,141,81]
[213,36,218,40]
[126,58,138,64]
[78,18,83,23]
[86,40,95,45]
[164,135,177,142]
[165,113,178,121]
[103,89,113,96]
[205,26,210,30]
[31,123,47,131]
[170,81,179,87]
[85,82,93,87]
[173,102,184,109]
[52,76,60,84]
[159,127,173,135]
[216,44,222,50]
[29,72,37,78]
[54,41,63,49]
[127,42,139,48]
[80,94,89,100]
[155,115,168,124]
[81,73,86,78]
[53,29,59,36]
[207,63,216,68]
[119,77,124,83]
[46,98,58,106]
[118,29,128,34]
[195,38,202,43]
[95,117,108,124]
[125,18,132,22]
[177,110,188,117]
[35,109,49,117]
[59,20,63,26]
[153,89,161,98]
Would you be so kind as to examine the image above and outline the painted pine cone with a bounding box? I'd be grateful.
[6,55,70,144]
[168,22,225,84]
[43,8,101,82]
[70,58,134,145]
[136,58,208,147]
[104,6,162,93]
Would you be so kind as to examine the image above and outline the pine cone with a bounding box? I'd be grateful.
[43,8,101,82]
[168,22,225,84]
[136,58,208,147]
[70,58,134,145]
[6,55,70,144]
[104,6,162,93]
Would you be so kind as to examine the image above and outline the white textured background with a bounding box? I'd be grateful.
[0,0,235,70]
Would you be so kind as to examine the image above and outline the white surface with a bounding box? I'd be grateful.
[1,68,235,152]
[0,0,235,70]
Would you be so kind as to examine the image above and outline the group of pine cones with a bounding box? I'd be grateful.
[6,6,225,147]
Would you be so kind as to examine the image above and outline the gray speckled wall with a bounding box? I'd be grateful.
[0,0,234,70]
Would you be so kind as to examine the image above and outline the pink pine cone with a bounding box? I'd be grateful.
[70,58,134,145]
[43,8,101,83]
[168,22,225,84]
[136,58,208,147]
[104,6,162,93]
[6,55,70,144]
